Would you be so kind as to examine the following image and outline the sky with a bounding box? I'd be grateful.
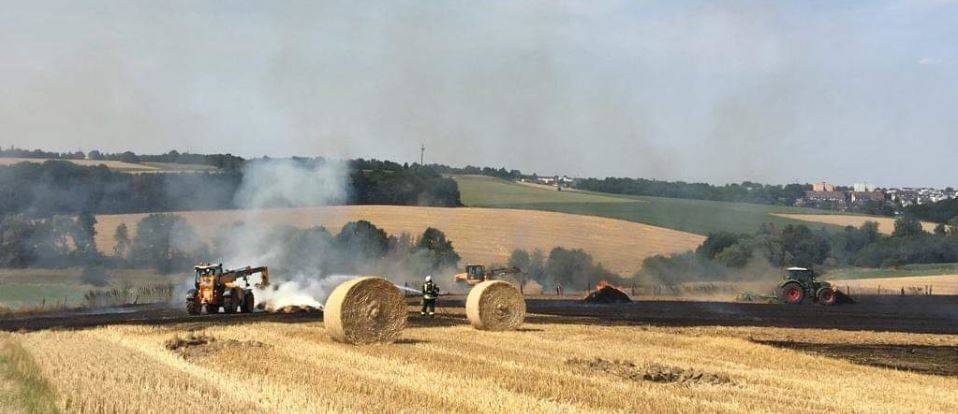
[1,0,956,187]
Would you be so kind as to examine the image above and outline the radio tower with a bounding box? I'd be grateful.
[420,144,425,166]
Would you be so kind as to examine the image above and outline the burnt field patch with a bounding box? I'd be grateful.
[756,340,958,377]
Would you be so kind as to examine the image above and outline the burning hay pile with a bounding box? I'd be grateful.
[466,280,526,331]
[324,276,407,344]
[583,281,632,304]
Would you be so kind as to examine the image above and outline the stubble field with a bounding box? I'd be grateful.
[3,312,958,413]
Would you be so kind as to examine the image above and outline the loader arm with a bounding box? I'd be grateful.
[228,266,270,289]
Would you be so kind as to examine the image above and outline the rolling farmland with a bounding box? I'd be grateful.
[96,206,705,275]
[454,175,841,235]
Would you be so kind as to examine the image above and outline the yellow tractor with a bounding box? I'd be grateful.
[454,264,522,286]
[186,264,270,315]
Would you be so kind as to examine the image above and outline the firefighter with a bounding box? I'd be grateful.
[421,275,439,317]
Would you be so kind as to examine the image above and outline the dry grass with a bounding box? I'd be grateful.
[0,334,59,414]
[10,321,958,413]
[95,206,705,274]
[830,274,958,295]
[772,213,939,234]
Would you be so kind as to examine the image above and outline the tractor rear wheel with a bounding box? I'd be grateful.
[241,292,254,313]
[817,287,837,306]
[223,297,237,314]
[780,282,805,304]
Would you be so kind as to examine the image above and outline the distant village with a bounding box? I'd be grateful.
[796,182,956,213]
[521,174,955,215]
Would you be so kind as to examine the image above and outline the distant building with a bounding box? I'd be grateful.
[849,191,885,206]
[853,183,877,192]
[812,182,835,192]
[797,190,847,210]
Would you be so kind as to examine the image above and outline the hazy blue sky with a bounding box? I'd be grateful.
[1,1,956,187]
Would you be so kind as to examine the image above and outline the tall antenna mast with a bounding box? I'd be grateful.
[420,144,425,166]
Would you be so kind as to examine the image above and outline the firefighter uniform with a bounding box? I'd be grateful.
[421,278,439,316]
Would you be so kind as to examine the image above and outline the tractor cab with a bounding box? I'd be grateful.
[194,263,224,283]
[464,265,486,282]
[194,264,224,299]
[785,267,815,283]
[454,264,490,285]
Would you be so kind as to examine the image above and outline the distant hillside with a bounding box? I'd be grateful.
[95,206,704,275]
[454,175,842,235]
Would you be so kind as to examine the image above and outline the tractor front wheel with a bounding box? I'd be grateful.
[780,282,805,304]
[817,287,837,306]
[205,304,219,314]
[186,300,200,315]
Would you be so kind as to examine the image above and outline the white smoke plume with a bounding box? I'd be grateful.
[254,274,356,311]
[220,158,347,268]
[220,158,351,309]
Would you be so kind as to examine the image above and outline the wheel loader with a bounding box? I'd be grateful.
[454,265,522,286]
[778,267,837,305]
[186,264,269,315]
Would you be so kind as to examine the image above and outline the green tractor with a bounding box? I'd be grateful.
[779,267,837,305]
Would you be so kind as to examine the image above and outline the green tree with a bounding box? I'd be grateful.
[113,223,131,257]
[934,223,948,236]
[73,212,98,257]
[0,215,36,267]
[715,242,752,268]
[546,247,594,290]
[129,214,205,272]
[892,216,926,238]
[335,220,389,272]
[696,232,741,259]
[508,249,530,271]
[417,227,460,270]
[948,216,958,235]
[779,225,830,267]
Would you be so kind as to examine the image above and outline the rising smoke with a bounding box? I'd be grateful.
[224,159,350,309]
[170,158,354,309]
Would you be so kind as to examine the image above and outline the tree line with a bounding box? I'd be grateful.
[575,177,810,206]
[114,215,461,279]
[0,158,460,218]
[88,150,246,170]
[504,247,627,291]
[639,217,958,284]
[1,210,462,282]
[906,197,958,225]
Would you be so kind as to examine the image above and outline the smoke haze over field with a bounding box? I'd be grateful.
[2,1,957,187]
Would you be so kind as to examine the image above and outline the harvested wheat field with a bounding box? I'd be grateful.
[830,275,958,295]
[772,213,939,234]
[5,320,958,413]
[95,206,704,274]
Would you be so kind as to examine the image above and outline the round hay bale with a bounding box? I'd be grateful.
[324,276,406,344]
[466,280,526,331]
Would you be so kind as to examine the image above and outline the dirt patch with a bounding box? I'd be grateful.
[566,357,731,385]
[165,331,269,359]
[756,341,958,377]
